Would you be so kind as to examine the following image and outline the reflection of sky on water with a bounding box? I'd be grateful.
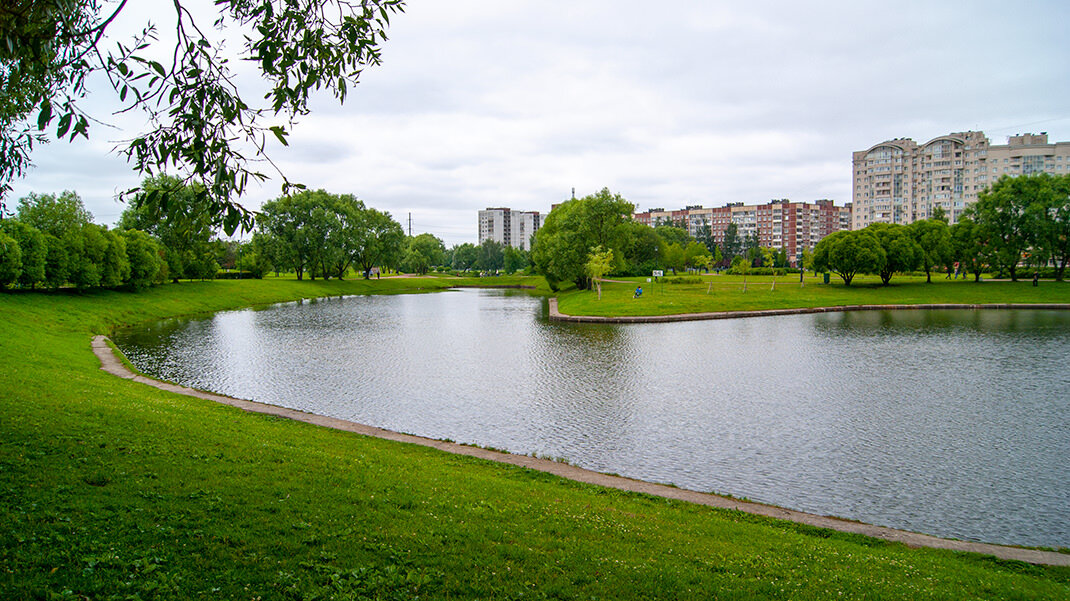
[113,292,1070,548]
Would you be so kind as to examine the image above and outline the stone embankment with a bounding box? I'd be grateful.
[93,336,1069,566]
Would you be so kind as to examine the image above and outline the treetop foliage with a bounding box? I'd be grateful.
[1,0,405,233]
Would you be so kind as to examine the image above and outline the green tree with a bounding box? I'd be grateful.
[1,1,404,232]
[0,230,21,288]
[743,232,760,263]
[257,193,318,280]
[301,199,342,280]
[15,190,92,237]
[812,230,884,286]
[683,240,712,272]
[721,223,742,263]
[238,232,279,279]
[119,175,219,282]
[42,232,68,289]
[0,219,45,288]
[476,239,504,273]
[585,246,615,299]
[327,195,369,279]
[654,224,691,247]
[660,242,686,275]
[798,247,812,273]
[407,233,446,270]
[531,188,633,290]
[399,248,430,275]
[121,229,165,290]
[695,223,715,255]
[352,208,404,279]
[966,174,1037,280]
[909,219,952,283]
[950,217,986,282]
[451,243,479,272]
[931,205,949,224]
[868,223,921,285]
[1027,173,1070,280]
[760,247,778,290]
[730,255,751,292]
[616,220,660,276]
[64,223,108,290]
[100,228,130,288]
[502,245,529,275]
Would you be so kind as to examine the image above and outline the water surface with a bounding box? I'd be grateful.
[113,289,1070,547]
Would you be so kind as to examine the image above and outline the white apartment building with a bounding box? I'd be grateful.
[852,131,1070,229]
[477,208,542,251]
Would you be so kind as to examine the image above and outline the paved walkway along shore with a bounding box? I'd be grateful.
[92,335,1070,567]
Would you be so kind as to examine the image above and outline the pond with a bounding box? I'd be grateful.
[112,288,1070,548]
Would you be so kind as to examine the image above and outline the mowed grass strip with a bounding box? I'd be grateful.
[1,278,1068,600]
[558,273,1070,317]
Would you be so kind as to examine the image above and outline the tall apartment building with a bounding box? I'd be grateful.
[852,131,1070,229]
[633,199,851,266]
[477,208,542,251]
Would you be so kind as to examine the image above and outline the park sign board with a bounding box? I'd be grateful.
[652,270,664,277]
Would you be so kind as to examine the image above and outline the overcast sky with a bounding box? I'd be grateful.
[10,0,1070,246]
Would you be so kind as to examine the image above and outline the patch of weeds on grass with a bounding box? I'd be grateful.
[82,471,111,487]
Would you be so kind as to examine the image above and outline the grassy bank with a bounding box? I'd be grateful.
[559,273,1070,317]
[1,278,1068,599]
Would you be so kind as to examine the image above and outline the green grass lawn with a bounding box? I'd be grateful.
[559,273,1070,317]
[2,277,1068,599]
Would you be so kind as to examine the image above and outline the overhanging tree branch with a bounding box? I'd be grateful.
[1,0,405,232]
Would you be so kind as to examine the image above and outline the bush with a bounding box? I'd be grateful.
[663,276,702,284]
[0,231,22,288]
[216,271,258,280]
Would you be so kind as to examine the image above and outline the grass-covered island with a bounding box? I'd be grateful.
[2,275,1069,599]
[557,272,1070,319]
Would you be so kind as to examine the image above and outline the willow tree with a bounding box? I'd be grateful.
[1,0,404,231]
[531,188,633,291]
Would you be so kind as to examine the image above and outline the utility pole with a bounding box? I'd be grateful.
[408,212,412,237]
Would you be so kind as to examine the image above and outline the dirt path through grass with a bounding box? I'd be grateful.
[92,335,1069,567]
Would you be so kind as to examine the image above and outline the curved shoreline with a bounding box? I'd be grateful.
[549,298,1070,323]
[92,336,1069,566]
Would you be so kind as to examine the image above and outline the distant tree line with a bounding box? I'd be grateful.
[0,177,423,290]
[0,190,169,290]
[813,173,1070,285]
[250,189,405,280]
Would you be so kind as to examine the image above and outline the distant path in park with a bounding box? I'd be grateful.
[92,336,1069,566]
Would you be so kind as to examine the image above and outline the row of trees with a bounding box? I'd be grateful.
[252,189,405,280]
[2,179,487,289]
[0,191,169,290]
[813,173,1070,285]
[446,240,531,274]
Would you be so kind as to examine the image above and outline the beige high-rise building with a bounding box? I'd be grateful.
[852,131,1070,229]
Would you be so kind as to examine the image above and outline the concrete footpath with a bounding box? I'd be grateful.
[92,336,1069,567]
